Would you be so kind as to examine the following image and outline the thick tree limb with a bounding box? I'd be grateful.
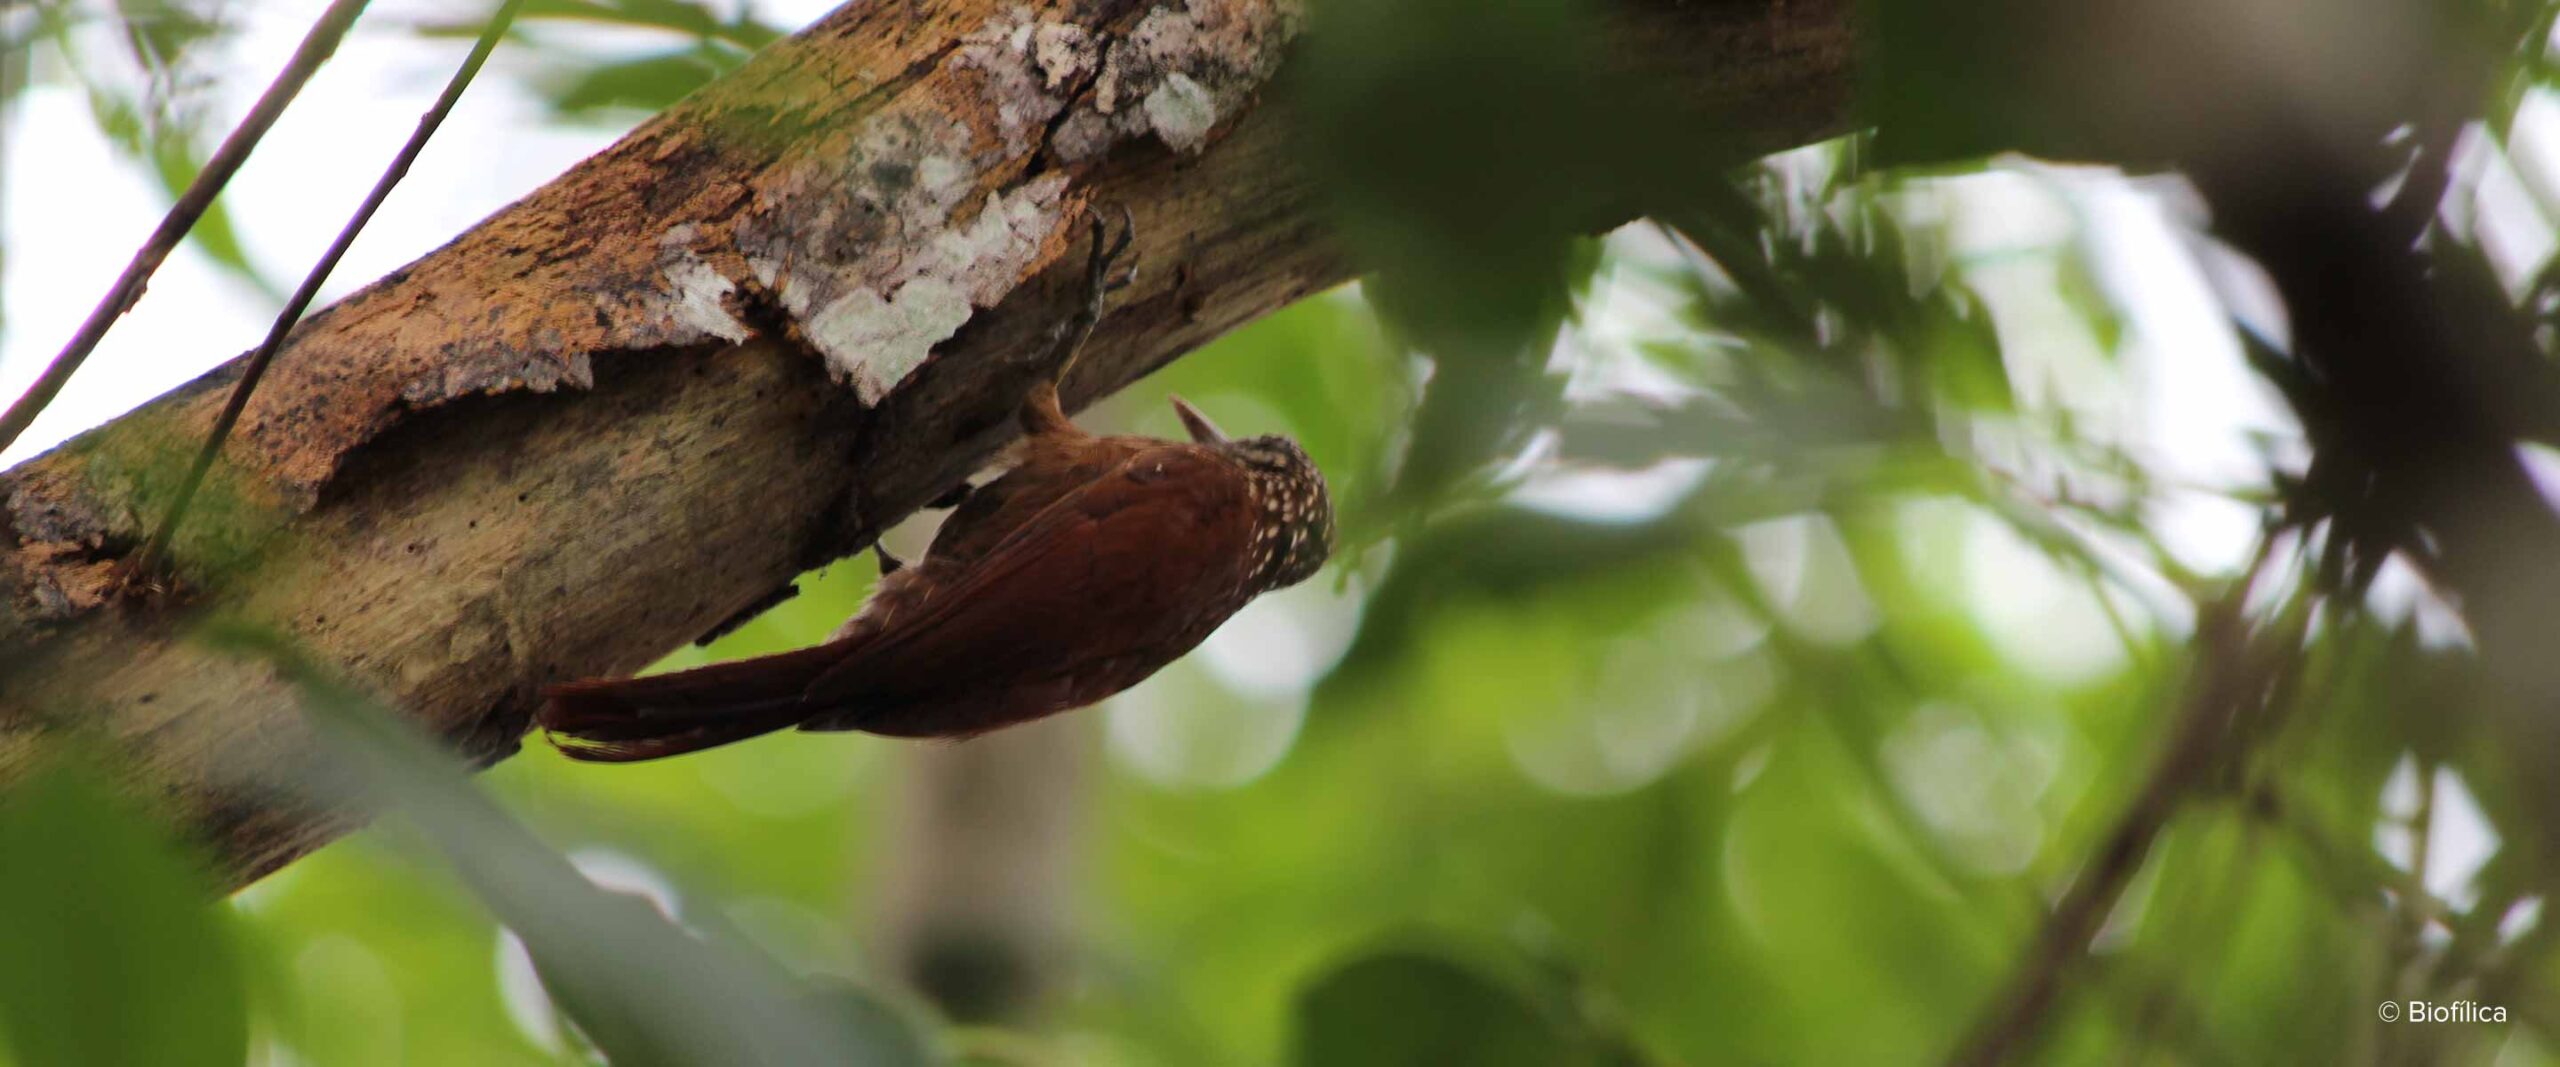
[0,0,1854,887]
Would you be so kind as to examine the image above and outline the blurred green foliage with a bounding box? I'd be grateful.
[0,758,248,1067]
[14,0,2560,1064]
[418,0,784,119]
[213,627,934,1067]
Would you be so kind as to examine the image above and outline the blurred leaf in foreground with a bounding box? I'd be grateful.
[209,625,936,1067]
[0,757,249,1067]
[1294,0,1677,505]
[1289,939,1653,1067]
[420,0,784,120]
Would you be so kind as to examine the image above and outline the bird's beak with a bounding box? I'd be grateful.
[1168,394,1227,443]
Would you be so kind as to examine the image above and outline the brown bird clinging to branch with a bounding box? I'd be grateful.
[537,209,1335,762]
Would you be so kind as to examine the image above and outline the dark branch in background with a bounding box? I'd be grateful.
[1921,6,2560,1059]
[0,0,370,457]
[128,0,528,580]
[2179,2,2560,970]
[1948,540,2308,1066]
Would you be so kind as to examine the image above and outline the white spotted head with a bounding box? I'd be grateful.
[1225,433,1334,591]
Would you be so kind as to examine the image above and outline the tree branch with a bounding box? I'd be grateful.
[1949,542,2305,1066]
[0,0,1856,889]
[135,0,526,578]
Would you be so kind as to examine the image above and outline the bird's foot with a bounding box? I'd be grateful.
[1088,202,1137,304]
[1021,204,1137,438]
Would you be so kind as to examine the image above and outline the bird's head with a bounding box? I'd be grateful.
[1169,395,1335,589]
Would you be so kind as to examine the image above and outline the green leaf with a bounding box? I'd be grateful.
[112,0,222,87]
[1918,285,2015,413]
[79,83,280,300]
[550,50,731,116]
[0,759,248,1067]
[1289,947,1581,1067]
[144,129,274,298]
[419,0,782,66]
[2053,235,2126,355]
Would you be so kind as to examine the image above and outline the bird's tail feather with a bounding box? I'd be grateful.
[538,642,849,763]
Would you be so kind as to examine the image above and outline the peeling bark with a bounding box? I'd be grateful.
[0,0,1855,887]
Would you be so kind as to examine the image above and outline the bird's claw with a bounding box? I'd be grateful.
[1087,203,1137,300]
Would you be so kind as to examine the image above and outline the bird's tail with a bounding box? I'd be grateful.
[537,642,848,763]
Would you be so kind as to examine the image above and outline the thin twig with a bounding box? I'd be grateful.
[0,0,371,457]
[127,0,527,581]
[1946,539,2302,1066]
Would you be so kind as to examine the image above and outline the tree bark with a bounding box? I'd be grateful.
[0,0,1854,889]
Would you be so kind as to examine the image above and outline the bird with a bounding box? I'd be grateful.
[536,208,1335,762]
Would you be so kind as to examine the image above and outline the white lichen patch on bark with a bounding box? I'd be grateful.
[1142,73,1218,152]
[655,224,754,344]
[721,2,1296,407]
[751,162,1070,403]
[804,279,972,403]
[1056,0,1305,161]
[953,13,1065,158]
[728,9,1096,405]
[804,174,1070,402]
[1032,22,1098,90]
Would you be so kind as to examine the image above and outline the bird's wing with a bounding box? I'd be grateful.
[805,441,1254,707]
[924,435,1150,568]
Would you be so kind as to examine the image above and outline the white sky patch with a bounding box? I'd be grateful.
[1509,678,1703,797]
[1509,457,1710,525]
[2466,129,2560,298]
[1,81,275,466]
[1960,507,2131,685]
[2364,552,2476,650]
[1735,513,1880,645]
[2514,440,2560,517]
[1194,572,1365,700]
[1106,661,1307,790]
[493,931,568,1055]
[2500,896,2545,946]
[2093,179,2302,576]
[2376,756,2501,914]
[2507,90,2560,228]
